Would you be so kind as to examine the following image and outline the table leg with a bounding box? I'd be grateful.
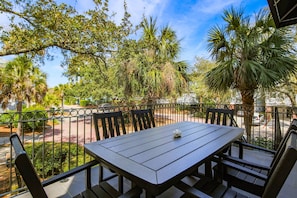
[205,160,212,178]
[118,175,123,193]
[145,191,155,198]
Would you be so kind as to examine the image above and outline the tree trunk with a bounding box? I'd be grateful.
[16,101,23,136]
[240,89,255,143]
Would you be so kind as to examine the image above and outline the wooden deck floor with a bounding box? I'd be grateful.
[12,146,297,198]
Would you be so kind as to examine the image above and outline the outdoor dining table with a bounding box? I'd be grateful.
[84,121,244,197]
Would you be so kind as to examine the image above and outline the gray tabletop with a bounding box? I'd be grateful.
[84,121,243,197]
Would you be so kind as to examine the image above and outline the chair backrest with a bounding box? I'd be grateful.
[131,109,155,131]
[93,111,126,140]
[270,119,297,167]
[10,134,48,198]
[262,130,297,198]
[205,108,235,126]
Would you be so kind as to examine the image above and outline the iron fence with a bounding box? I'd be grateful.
[0,103,293,197]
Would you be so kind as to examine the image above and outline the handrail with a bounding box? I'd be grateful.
[0,103,293,196]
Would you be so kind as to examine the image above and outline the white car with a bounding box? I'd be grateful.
[252,113,264,125]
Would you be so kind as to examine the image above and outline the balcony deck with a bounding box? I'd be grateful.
[12,145,297,198]
[0,104,295,197]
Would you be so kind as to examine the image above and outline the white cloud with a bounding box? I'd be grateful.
[194,0,241,14]
[108,0,170,25]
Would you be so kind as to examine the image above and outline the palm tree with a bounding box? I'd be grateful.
[0,55,48,135]
[117,17,188,103]
[205,7,297,142]
[54,84,69,109]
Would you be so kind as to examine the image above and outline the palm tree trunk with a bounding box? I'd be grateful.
[240,89,255,143]
[16,101,23,136]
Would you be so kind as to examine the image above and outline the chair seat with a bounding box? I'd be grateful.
[175,177,249,198]
[212,155,269,196]
[74,182,142,198]
[217,163,267,195]
[176,130,297,198]
[212,120,297,196]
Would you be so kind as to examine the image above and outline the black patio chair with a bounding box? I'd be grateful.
[205,108,235,126]
[175,129,297,198]
[211,119,297,196]
[198,108,236,177]
[93,111,127,192]
[93,111,126,140]
[130,109,155,131]
[10,133,142,198]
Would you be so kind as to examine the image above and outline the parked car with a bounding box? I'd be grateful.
[98,103,113,112]
[252,112,265,125]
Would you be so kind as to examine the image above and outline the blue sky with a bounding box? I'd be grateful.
[1,0,269,87]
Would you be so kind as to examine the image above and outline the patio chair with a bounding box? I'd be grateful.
[212,123,297,196]
[205,108,235,126]
[10,133,142,198]
[199,108,236,177]
[175,129,297,198]
[227,118,297,161]
[130,109,155,131]
[93,111,126,140]
[93,111,127,192]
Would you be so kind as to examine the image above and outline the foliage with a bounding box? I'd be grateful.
[43,84,80,107]
[115,17,189,103]
[0,111,17,126]
[270,74,297,106]
[0,1,190,104]
[0,0,132,59]
[0,55,47,110]
[0,106,48,131]
[253,137,273,150]
[24,142,91,178]
[21,106,48,131]
[65,55,117,102]
[64,97,77,105]
[190,57,231,104]
[0,55,47,135]
[42,90,60,108]
[0,0,133,105]
[79,100,88,107]
[206,7,297,142]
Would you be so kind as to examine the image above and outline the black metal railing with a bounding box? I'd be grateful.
[0,103,293,196]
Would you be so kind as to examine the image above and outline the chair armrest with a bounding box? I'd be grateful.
[174,180,212,198]
[42,160,99,187]
[221,160,268,180]
[221,155,271,171]
[233,140,276,159]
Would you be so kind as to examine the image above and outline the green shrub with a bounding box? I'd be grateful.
[253,137,273,150]
[80,100,88,107]
[21,106,48,131]
[0,111,17,126]
[0,106,48,132]
[64,97,77,105]
[25,142,91,178]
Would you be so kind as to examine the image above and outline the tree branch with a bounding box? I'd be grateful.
[0,7,37,27]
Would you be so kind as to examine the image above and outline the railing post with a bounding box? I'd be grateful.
[274,107,282,150]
